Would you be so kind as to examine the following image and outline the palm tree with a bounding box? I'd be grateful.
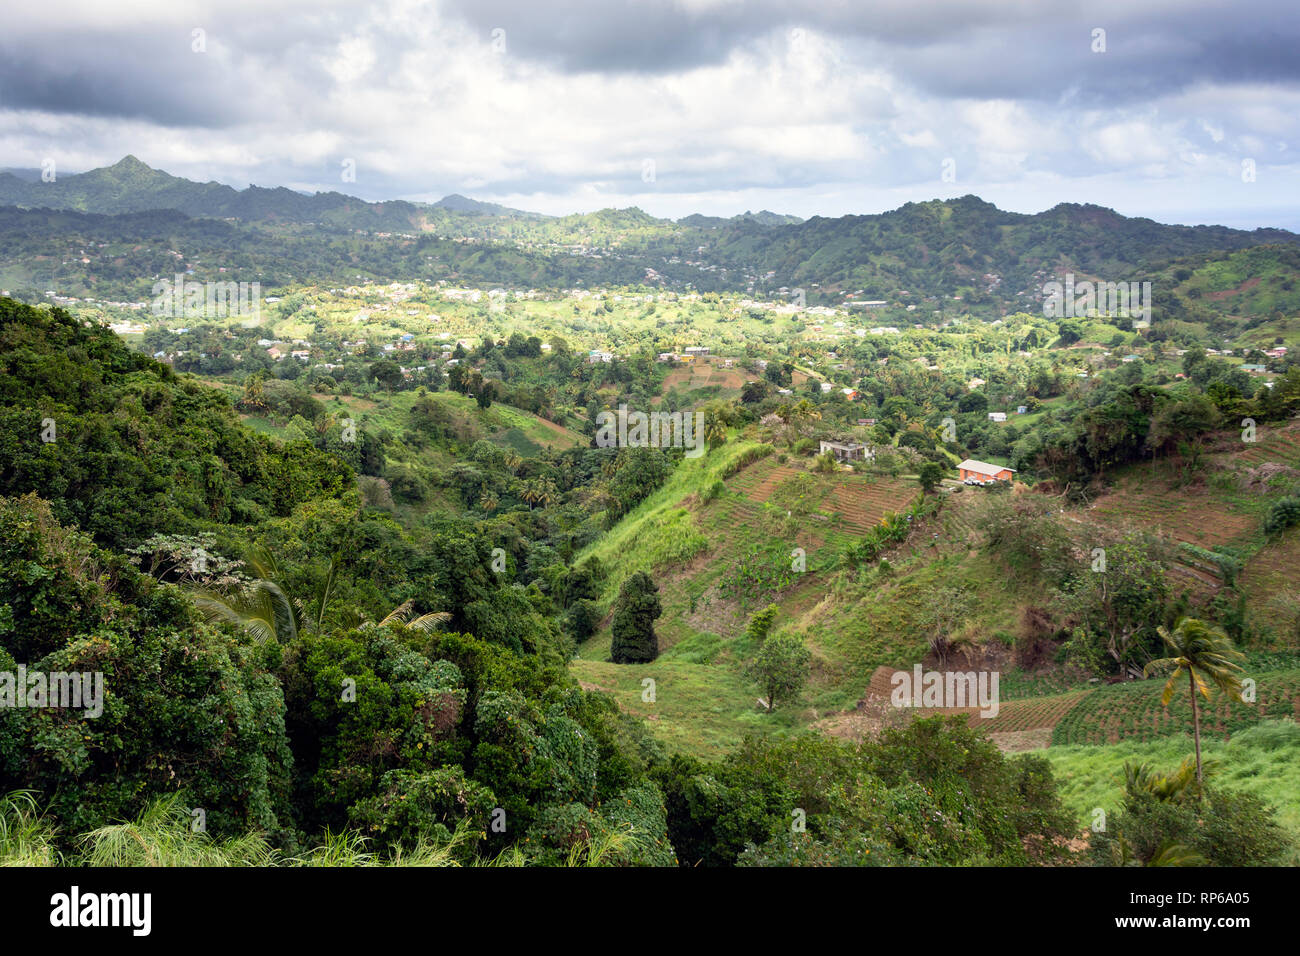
[704,414,728,449]
[189,548,300,644]
[519,479,542,509]
[1122,756,1204,803]
[520,477,557,509]
[534,477,558,508]
[188,549,340,645]
[1143,618,1245,784]
[1109,835,1205,867]
[362,599,450,635]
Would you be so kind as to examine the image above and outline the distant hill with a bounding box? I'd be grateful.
[1,158,1298,316]
[0,156,425,229]
[696,195,1300,304]
[0,156,545,230]
[0,157,809,235]
[735,209,804,226]
[678,210,804,228]
[431,193,543,218]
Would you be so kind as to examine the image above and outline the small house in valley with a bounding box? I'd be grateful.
[820,440,872,463]
[957,459,1016,483]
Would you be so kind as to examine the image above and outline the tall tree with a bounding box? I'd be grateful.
[918,461,945,495]
[744,633,811,711]
[610,571,661,663]
[1143,618,1245,784]
[368,359,404,391]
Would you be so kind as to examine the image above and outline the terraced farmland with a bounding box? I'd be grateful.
[824,478,918,533]
[727,459,805,502]
[1051,668,1300,745]
[1238,423,1300,469]
[1240,528,1300,637]
[939,492,982,544]
[977,690,1094,735]
[1087,481,1257,549]
[725,457,917,535]
[858,667,1090,735]
[833,661,1300,754]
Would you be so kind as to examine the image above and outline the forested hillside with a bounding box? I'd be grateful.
[4,158,1298,329]
[3,288,1296,867]
[0,297,1094,866]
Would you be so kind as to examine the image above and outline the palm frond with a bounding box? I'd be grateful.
[309,554,341,633]
[188,578,297,644]
[1148,839,1205,867]
[370,600,451,634]
[1160,672,1180,707]
[243,545,281,582]
[406,611,452,633]
[1143,655,1180,678]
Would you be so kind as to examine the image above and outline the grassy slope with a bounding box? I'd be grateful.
[1241,527,1300,639]
[569,439,1043,756]
[571,440,776,754]
[1045,721,1300,859]
[571,417,1300,761]
[239,388,583,457]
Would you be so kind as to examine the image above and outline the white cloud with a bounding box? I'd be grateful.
[0,0,1295,227]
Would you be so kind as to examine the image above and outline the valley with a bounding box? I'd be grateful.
[2,160,1299,869]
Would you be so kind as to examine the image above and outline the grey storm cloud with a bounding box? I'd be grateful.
[0,11,367,126]
[1,1,1296,126]
[446,0,1300,102]
[0,33,247,126]
[889,17,1300,107]
[441,0,1037,73]
[0,0,1295,227]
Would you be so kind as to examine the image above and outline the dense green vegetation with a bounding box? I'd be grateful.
[5,157,1299,328]
[0,297,1084,866]
[3,151,1299,869]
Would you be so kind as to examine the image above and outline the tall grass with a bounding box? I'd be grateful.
[1045,718,1300,862]
[285,826,469,867]
[0,791,60,867]
[0,793,640,867]
[77,795,277,866]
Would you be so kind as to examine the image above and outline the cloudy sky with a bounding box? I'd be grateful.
[2,0,1298,228]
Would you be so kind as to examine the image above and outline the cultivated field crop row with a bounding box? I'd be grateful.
[1051,668,1300,745]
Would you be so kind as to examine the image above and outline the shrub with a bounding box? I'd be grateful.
[976,496,1073,585]
[1264,497,1300,534]
[813,451,838,473]
[524,784,676,866]
[918,461,945,494]
[346,767,496,856]
[610,572,661,663]
[1090,786,1290,867]
[566,599,603,643]
[744,633,811,711]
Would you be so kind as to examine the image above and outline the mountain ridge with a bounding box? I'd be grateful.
[2,156,1294,251]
